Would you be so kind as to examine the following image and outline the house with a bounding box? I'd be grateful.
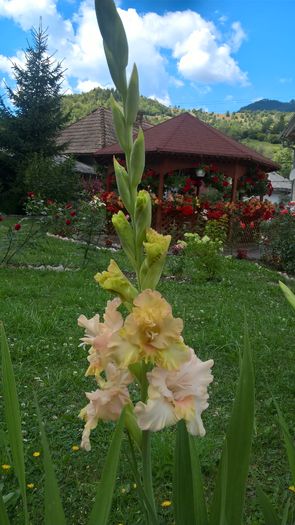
[267,172,291,203]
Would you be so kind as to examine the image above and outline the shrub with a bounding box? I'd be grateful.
[23,154,82,203]
[183,232,223,281]
[261,211,295,273]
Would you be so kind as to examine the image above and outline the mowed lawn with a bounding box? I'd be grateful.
[0,235,294,524]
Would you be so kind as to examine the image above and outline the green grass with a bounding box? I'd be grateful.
[0,234,294,524]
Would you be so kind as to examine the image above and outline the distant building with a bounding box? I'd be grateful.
[267,172,291,203]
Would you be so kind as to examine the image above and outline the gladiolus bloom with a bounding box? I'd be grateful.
[109,289,189,370]
[79,364,132,451]
[78,297,123,375]
[135,348,213,435]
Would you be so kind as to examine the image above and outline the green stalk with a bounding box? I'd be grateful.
[142,430,157,524]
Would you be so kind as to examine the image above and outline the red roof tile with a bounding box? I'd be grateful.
[96,112,279,171]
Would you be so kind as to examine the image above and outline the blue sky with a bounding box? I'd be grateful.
[0,0,294,113]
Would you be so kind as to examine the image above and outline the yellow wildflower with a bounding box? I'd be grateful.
[1,464,11,471]
[27,483,35,489]
[288,485,295,493]
[110,289,189,370]
[161,500,172,507]
[133,483,137,489]
[33,451,40,457]
[72,445,79,452]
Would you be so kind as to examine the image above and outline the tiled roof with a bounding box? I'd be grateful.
[96,112,279,171]
[57,107,153,155]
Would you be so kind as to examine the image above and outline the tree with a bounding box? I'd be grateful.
[0,23,67,162]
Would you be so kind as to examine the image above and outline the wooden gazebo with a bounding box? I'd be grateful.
[95,112,279,230]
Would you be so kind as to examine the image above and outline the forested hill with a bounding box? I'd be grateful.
[61,87,294,175]
[239,98,295,112]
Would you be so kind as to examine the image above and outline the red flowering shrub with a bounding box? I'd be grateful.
[238,168,272,197]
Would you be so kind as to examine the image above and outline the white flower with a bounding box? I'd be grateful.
[135,348,213,436]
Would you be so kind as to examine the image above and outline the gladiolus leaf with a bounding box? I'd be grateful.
[0,494,10,525]
[209,321,254,525]
[88,409,126,525]
[273,399,295,484]
[279,281,295,311]
[256,485,280,525]
[174,420,208,525]
[35,396,66,525]
[0,322,29,524]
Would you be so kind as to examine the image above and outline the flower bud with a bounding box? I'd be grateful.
[130,128,145,187]
[95,259,138,305]
[125,64,139,126]
[140,228,171,290]
[135,190,151,253]
[112,211,136,270]
[113,158,131,213]
[110,96,131,153]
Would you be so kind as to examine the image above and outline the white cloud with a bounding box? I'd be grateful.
[225,94,234,101]
[0,1,249,103]
[218,15,228,24]
[279,77,292,84]
[149,94,171,107]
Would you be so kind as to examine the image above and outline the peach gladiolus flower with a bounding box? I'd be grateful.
[79,363,132,451]
[135,348,213,435]
[109,289,189,370]
[78,297,123,376]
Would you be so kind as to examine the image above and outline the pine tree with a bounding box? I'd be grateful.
[0,22,67,161]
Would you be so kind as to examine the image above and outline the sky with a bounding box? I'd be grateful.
[0,0,294,113]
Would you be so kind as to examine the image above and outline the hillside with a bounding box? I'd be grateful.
[239,98,295,112]
[61,88,294,176]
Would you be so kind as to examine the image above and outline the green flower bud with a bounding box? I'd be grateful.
[113,157,131,213]
[110,96,131,153]
[140,228,171,290]
[135,190,151,250]
[130,128,145,187]
[125,64,139,126]
[95,0,128,99]
[95,259,138,305]
[112,211,136,270]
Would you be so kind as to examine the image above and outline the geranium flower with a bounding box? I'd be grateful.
[79,363,132,451]
[78,297,123,375]
[109,289,189,370]
[135,348,213,435]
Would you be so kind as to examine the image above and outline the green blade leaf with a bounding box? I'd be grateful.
[88,410,126,525]
[210,321,255,525]
[189,434,209,525]
[279,281,295,311]
[256,485,280,525]
[35,395,66,525]
[273,399,295,484]
[0,322,28,524]
[0,493,10,525]
[174,420,208,525]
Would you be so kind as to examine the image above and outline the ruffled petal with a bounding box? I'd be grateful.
[135,397,177,431]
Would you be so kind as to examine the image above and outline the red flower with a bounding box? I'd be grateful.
[14,223,21,231]
[280,209,288,215]
[222,180,229,187]
[27,191,35,198]
[0,215,4,222]
[65,219,71,225]
[207,210,224,220]
[239,221,246,230]
[212,176,219,184]
[181,205,194,216]
[70,211,76,217]
[250,221,255,229]
[65,203,72,209]
[47,199,54,205]
[245,178,253,184]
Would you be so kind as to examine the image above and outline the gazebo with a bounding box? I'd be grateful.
[95,112,279,230]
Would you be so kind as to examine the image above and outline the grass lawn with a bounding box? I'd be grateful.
[0,233,294,524]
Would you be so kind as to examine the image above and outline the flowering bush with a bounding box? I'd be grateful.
[261,204,295,273]
[183,232,224,281]
[238,167,273,197]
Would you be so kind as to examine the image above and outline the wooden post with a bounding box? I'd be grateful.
[156,170,165,232]
[106,164,113,191]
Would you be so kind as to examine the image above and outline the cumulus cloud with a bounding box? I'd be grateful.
[0,1,249,103]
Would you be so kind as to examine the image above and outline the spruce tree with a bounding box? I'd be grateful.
[0,22,67,162]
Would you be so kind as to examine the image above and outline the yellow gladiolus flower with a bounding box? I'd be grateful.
[95,259,138,305]
[109,289,189,370]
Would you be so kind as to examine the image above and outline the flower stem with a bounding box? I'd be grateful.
[142,430,157,524]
